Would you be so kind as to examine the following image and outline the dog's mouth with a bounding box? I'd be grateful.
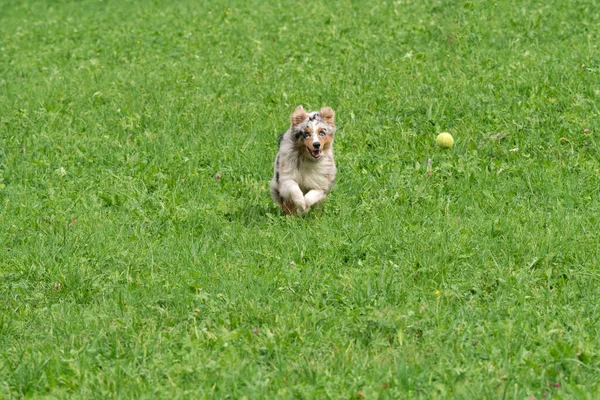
[308,148,321,159]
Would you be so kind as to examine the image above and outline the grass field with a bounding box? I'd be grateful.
[2,0,600,398]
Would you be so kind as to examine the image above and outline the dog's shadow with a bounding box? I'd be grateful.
[223,201,328,224]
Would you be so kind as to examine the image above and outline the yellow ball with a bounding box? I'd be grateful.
[436,132,454,149]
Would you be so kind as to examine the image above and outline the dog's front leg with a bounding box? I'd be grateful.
[304,190,326,208]
[279,180,307,214]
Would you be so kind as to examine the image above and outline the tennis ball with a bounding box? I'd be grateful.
[436,132,454,149]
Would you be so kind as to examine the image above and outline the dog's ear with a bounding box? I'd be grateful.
[291,105,307,127]
[320,106,335,127]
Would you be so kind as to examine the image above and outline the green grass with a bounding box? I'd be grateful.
[1,0,600,398]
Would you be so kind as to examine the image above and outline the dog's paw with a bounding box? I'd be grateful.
[297,204,310,215]
[304,190,326,208]
[296,199,308,215]
[282,198,307,215]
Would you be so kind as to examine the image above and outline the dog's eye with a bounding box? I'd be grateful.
[303,132,311,139]
[319,131,326,137]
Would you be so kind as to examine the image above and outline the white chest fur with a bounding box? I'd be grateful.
[296,154,336,193]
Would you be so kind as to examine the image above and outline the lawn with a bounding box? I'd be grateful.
[1,0,600,398]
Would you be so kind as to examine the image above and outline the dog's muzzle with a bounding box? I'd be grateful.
[309,142,321,159]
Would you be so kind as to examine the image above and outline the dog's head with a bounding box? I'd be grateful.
[290,106,336,160]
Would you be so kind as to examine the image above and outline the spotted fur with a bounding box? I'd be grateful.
[270,106,337,215]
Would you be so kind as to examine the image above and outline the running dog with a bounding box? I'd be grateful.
[270,106,337,215]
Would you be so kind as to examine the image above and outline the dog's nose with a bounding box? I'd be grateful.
[313,142,321,149]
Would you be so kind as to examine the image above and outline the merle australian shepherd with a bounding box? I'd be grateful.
[270,106,337,215]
